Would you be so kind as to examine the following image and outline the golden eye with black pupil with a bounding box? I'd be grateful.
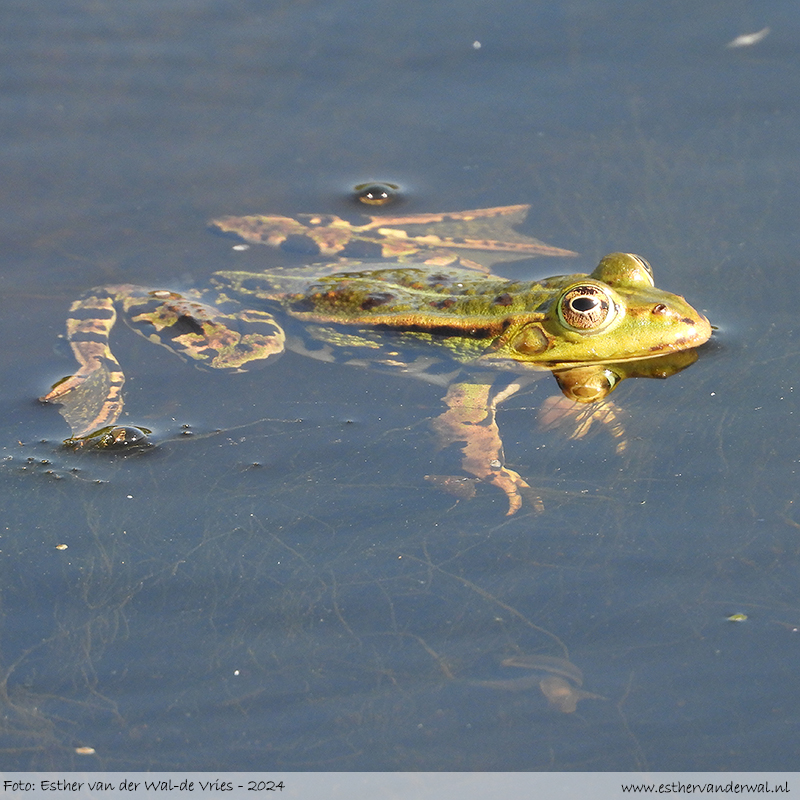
[558,284,614,331]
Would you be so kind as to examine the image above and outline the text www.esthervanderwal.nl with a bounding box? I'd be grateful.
[621,781,790,795]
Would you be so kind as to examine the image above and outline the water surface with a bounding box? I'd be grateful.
[1,0,799,771]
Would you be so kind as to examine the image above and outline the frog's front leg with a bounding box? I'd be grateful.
[41,284,285,439]
[538,394,627,454]
[428,381,542,515]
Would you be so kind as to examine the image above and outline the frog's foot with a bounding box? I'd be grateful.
[65,425,152,452]
[538,394,627,454]
[42,284,287,438]
[483,462,544,516]
[41,359,125,439]
[42,361,117,404]
[431,381,543,515]
[211,204,578,272]
[425,469,542,515]
[40,291,127,439]
[39,288,128,437]
[122,289,286,372]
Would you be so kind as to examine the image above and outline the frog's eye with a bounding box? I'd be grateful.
[353,182,400,206]
[558,284,617,331]
[631,255,654,282]
[591,252,655,288]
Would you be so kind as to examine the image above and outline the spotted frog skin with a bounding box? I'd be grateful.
[41,205,711,513]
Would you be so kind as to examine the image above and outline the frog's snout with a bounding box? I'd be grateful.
[674,308,712,350]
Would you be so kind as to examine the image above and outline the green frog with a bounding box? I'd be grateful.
[40,205,711,513]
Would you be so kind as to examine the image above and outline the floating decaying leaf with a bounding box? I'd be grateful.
[500,654,585,685]
[538,675,605,714]
[469,654,605,713]
[726,613,748,622]
[726,27,770,48]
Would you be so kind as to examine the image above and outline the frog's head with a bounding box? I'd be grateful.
[501,253,711,367]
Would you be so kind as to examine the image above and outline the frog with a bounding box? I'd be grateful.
[40,204,711,514]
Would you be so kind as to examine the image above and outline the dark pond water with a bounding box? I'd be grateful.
[2,0,799,771]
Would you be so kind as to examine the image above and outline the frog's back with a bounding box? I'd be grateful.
[211,264,562,327]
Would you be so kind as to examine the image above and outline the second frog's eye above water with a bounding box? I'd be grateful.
[353,182,401,206]
[558,284,617,332]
